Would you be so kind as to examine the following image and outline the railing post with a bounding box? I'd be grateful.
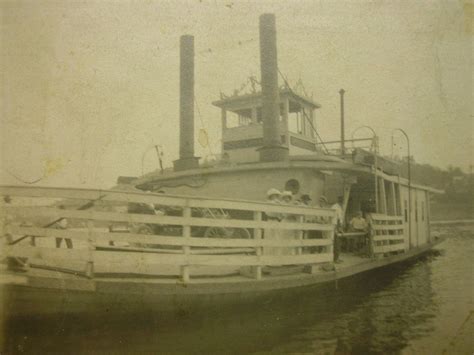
[328,214,335,256]
[1,211,12,268]
[389,182,397,215]
[181,205,191,283]
[368,215,375,258]
[378,177,387,215]
[296,215,303,255]
[85,219,95,278]
[253,211,262,280]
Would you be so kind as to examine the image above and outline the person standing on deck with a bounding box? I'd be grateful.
[331,196,345,228]
[331,196,344,263]
[280,191,298,255]
[349,211,369,253]
[317,196,330,223]
[264,188,282,256]
[349,211,368,232]
[265,188,282,220]
[297,194,316,254]
[309,196,330,253]
[280,191,294,212]
[298,194,312,207]
[55,218,73,249]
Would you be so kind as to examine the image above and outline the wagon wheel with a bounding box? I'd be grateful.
[203,227,230,239]
[229,228,251,239]
[132,224,153,248]
[165,226,183,236]
[136,224,153,235]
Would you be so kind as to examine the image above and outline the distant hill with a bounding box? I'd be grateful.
[387,158,473,220]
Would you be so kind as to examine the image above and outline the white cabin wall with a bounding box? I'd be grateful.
[412,189,419,247]
[289,144,315,156]
[399,185,412,249]
[416,189,428,245]
[154,168,325,203]
[399,184,431,249]
[226,148,259,163]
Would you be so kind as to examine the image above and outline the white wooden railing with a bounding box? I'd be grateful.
[0,186,336,282]
[369,213,406,256]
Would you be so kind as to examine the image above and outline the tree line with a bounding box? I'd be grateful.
[388,156,472,203]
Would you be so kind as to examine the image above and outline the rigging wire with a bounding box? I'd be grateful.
[194,95,214,157]
[1,168,44,184]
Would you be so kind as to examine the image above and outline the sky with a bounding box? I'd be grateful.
[1,0,472,188]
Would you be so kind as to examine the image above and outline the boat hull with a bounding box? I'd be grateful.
[1,238,445,320]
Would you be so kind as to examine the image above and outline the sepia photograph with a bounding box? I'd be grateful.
[1,0,472,354]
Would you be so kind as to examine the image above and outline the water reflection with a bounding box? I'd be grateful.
[2,238,470,355]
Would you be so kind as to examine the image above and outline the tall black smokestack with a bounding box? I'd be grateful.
[173,35,199,171]
[258,13,288,162]
[339,88,346,156]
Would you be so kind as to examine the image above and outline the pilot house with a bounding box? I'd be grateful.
[213,88,323,163]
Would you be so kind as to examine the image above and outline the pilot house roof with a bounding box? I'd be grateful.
[212,88,321,110]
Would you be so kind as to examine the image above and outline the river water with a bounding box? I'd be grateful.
[2,227,472,354]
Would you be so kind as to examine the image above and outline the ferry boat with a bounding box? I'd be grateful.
[0,14,444,318]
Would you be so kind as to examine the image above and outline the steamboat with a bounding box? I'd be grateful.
[0,14,444,317]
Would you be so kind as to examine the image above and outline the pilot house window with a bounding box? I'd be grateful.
[226,108,252,128]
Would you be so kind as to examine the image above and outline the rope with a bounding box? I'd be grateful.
[194,95,214,157]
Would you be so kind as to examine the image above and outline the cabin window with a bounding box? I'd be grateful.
[285,179,300,195]
[288,100,306,135]
[226,108,252,128]
[404,200,408,222]
[226,111,239,128]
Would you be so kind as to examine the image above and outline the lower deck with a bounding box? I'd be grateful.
[2,237,443,294]
[0,184,443,318]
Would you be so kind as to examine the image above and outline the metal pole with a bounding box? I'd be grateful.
[374,136,379,213]
[339,89,345,156]
[351,125,378,212]
[392,128,411,248]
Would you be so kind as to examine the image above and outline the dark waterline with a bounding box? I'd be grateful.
[2,230,472,354]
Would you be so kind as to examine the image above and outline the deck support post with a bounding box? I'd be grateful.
[253,211,262,280]
[181,206,191,283]
[426,191,431,243]
[85,219,95,278]
[378,177,387,215]
[2,214,16,271]
[368,224,375,258]
[389,182,397,215]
